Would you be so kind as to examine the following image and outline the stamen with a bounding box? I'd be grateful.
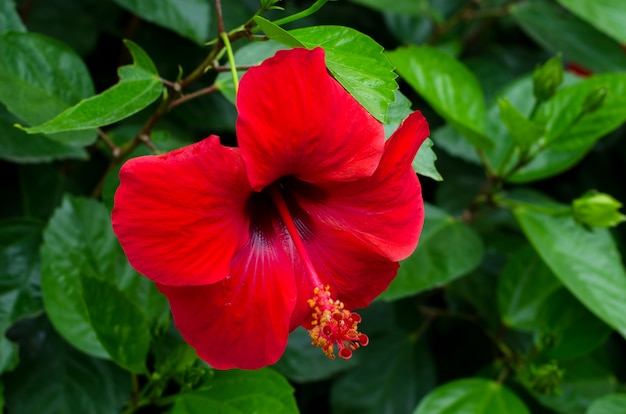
[306,285,369,360]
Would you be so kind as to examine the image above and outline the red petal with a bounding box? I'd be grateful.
[112,136,251,286]
[295,111,429,262]
[236,47,385,191]
[156,215,298,370]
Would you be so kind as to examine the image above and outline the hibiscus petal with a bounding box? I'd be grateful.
[157,213,298,370]
[294,111,430,262]
[112,136,251,286]
[236,47,385,191]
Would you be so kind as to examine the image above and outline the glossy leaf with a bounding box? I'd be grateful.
[80,275,151,373]
[291,25,398,123]
[414,378,530,414]
[41,195,168,359]
[0,32,96,146]
[22,40,162,135]
[386,45,492,149]
[557,0,626,43]
[0,104,87,163]
[497,246,562,331]
[113,0,212,44]
[381,204,484,301]
[511,1,626,73]
[498,97,545,150]
[587,394,626,414]
[0,0,25,34]
[515,208,626,340]
[331,333,435,414]
[253,16,304,48]
[4,317,130,414]
[171,369,298,414]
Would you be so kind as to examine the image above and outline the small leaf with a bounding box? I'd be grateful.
[0,32,96,146]
[171,369,298,414]
[414,378,530,414]
[386,45,492,149]
[380,204,484,301]
[498,98,545,149]
[515,207,626,340]
[587,394,626,414]
[113,0,212,44]
[497,246,562,331]
[253,16,304,48]
[291,25,398,123]
[22,40,163,135]
[0,0,26,34]
[556,0,626,44]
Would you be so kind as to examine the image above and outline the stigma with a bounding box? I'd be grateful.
[306,285,369,360]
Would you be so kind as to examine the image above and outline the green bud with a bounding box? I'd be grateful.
[582,87,608,114]
[528,361,564,396]
[572,190,626,228]
[533,55,564,102]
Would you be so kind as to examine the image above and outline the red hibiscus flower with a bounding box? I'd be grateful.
[112,47,429,369]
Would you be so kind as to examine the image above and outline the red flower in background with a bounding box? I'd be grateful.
[112,47,429,369]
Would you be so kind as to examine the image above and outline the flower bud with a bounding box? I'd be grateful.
[581,87,608,114]
[572,190,626,228]
[533,55,564,102]
[527,361,564,396]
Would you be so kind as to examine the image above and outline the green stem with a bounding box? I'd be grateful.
[264,0,329,28]
[493,195,572,216]
[221,31,239,93]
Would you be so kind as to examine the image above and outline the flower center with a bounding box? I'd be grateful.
[267,183,369,360]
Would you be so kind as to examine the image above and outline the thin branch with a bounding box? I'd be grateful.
[169,84,218,110]
[97,128,121,158]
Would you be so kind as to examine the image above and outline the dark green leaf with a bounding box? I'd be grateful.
[4,316,130,414]
[291,25,398,123]
[274,327,359,383]
[0,104,87,163]
[0,32,96,145]
[253,16,304,47]
[535,289,612,360]
[497,246,562,331]
[171,369,298,414]
[511,1,626,73]
[556,0,626,43]
[386,45,492,149]
[587,394,626,414]
[114,0,212,44]
[414,378,530,414]
[152,326,198,378]
[80,275,151,373]
[41,195,168,359]
[381,204,484,301]
[515,208,626,341]
[331,333,435,414]
[348,0,430,16]
[0,0,26,34]
[22,40,162,135]
[498,97,545,149]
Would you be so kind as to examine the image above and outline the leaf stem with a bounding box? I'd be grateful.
[221,32,239,93]
[268,0,329,28]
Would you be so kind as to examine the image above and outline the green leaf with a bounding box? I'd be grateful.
[557,0,626,44]
[41,195,168,359]
[0,32,96,146]
[386,45,492,149]
[113,0,212,44]
[290,25,398,123]
[515,208,626,340]
[171,369,298,414]
[348,0,430,16]
[535,289,612,360]
[385,90,442,181]
[381,204,484,301]
[274,327,358,383]
[0,0,26,34]
[4,316,131,414]
[253,16,304,48]
[511,1,626,73]
[414,378,530,414]
[533,356,616,414]
[22,40,162,135]
[0,104,87,163]
[331,333,435,414]
[587,394,626,414]
[497,246,562,331]
[80,275,151,373]
[498,97,545,150]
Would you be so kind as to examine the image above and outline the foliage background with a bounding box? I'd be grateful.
[1,0,626,413]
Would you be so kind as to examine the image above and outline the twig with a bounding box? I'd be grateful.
[97,128,121,159]
[169,84,218,110]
